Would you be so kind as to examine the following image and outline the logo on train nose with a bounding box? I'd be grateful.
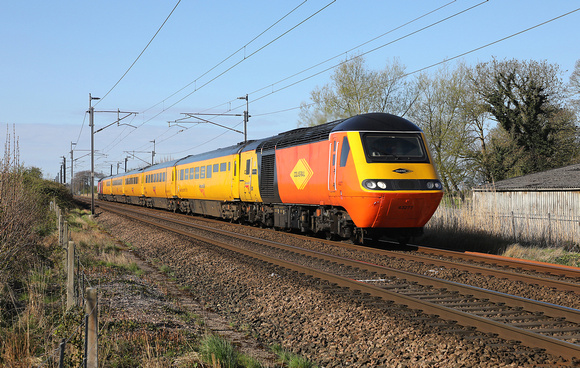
[291,159,313,190]
[393,168,413,174]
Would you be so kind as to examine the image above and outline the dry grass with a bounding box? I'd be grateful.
[502,243,580,267]
[423,196,580,263]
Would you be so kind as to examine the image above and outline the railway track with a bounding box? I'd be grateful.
[89,199,580,362]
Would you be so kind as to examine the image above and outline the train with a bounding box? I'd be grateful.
[98,112,443,244]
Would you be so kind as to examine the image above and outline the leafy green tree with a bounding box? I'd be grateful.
[299,56,419,126]
[470,58,578,178]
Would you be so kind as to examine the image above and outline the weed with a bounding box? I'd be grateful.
[271,344,318,368]
[199,334,239,368]
[238,354,263,368]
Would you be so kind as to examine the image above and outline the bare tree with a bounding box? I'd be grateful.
[568,59,580,114]
[299,56,420,126]
[410,64,475,192]
[0,126,41,285]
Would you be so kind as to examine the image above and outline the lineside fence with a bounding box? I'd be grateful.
[427,193,580,249]
[46,200,99,368]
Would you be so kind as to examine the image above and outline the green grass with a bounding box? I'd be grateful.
[199,334,239,368]
[271,344,318,368]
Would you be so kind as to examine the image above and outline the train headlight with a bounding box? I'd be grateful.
[426,180,443,190]
[377,181,387,189]
[364,180,377,189]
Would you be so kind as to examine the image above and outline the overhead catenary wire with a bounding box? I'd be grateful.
[135,0,486,160]
[142,0,311,115]
[156,3,580,161]
[72,0,181,157]
[203,0,460,117]
[95,3,579,172]
[250,0,489,104]
[94,0,182,107]
[97,0,484,169]
[93,0,337,166]
[252,5,580,115]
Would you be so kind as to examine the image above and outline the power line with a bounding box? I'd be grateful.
[104,0,475,165]
[208,0,459,117]
[73,0,181,157]
[142,0,310,115]
[100,4,580,169]
[102,0,336,162]
[95,0,182,107]
[253,5,580,114]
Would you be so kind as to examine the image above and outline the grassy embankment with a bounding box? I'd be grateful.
[0,134,317,367]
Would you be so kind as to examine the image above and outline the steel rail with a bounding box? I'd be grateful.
[415,245,580,279]
[84,196,580,292]
[95,201,580,361]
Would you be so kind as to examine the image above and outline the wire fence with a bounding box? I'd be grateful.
[427,193,580,249]
[37,202,99,368]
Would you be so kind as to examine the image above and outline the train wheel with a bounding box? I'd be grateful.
[325,231,337,241]
[351,229,364,245]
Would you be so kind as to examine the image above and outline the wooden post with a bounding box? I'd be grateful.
[63,220,69,247]
[85,288,98,368]
[58,339,66,368]
[58,214,63,247]
[511,211,517,241]
[67,241,75,309]
[547,212,552,246]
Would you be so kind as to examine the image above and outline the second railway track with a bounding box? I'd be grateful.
[91,199,580,364]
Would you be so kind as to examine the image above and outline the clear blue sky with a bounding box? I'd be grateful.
[0,0,578,180]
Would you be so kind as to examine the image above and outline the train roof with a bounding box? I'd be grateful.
[100,113,421,180]
[254,112,421,152]
[332,113,421,133]
[176,143,247,165]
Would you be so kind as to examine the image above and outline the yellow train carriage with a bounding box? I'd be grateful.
[110,175,124,197]
[141,160,178,208]
[101,178,113,196]
[173,145,254,215]
[174,145,248,202]
[122,171,143,201]
[238,148,262,203]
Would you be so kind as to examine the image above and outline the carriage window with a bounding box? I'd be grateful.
[200,166,205,179]
[207,165,212,179]
[185,168,189,180]
[220,162,227,172]
[194,167,200,179]
[213,163,219,173]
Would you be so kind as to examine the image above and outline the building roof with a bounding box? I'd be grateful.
[475,163,580,192]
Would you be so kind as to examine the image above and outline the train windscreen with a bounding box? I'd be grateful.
[361,133,429,163]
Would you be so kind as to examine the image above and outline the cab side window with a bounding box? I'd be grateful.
[340,137,350,167]
[245,159,251,175]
